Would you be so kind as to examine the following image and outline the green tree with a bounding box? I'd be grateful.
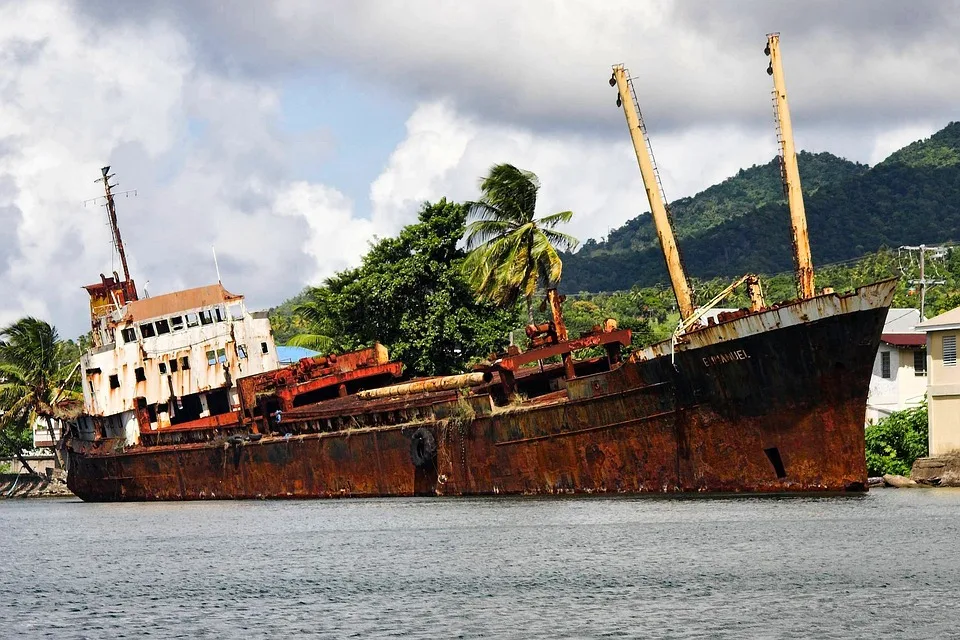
[865,402,928,477]
[463,164,579,323]
[287,200,520,376]
[0,318,82,470]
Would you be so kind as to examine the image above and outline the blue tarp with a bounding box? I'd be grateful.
[276,345,320,364]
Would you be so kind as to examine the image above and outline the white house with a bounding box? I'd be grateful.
[866,308,927,423]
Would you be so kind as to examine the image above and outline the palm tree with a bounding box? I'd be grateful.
[463,164,579,323]
[286,292,334,353]
[0,318,82,470]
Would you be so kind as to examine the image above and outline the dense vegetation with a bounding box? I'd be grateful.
[563,122,960,292]
[865,403,929,477]
[275,200,521,377]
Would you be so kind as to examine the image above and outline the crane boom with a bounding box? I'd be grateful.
[610,65,695,320]
[765,33,814,299]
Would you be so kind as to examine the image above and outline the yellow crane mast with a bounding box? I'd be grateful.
[610,65,695,321]
[765,33,815,299]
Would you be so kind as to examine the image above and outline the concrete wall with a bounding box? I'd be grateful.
[927,331,960,455]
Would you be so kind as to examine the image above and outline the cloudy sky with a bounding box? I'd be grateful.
[1,0,958,337]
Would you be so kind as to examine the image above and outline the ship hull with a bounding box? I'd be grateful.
[66,282,893,501]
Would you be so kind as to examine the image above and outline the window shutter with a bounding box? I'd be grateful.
[945,335,957,367]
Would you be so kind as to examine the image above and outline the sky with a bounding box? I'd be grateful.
[1,0,958,338]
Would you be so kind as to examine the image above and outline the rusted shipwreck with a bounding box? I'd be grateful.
[65,37,896,500]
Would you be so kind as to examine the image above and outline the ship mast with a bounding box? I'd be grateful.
[765,33,814,299]
[610,65,695,320]
[95,166,132,284]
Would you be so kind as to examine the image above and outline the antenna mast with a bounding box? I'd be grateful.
[95,166,132,283]
[765,33,814,299]
[610,64,695,320]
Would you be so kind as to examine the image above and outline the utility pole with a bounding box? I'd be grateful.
[901,244,947,318]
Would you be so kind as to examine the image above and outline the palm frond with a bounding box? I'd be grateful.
[287,334,334,353]
[536,210,573,228]
[540,228,580,253]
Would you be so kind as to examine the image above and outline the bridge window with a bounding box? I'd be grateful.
[180,356,190,370]
[185,313,199,328]
[229,303,243,320]
[139,323,156,338]
[155,319,170,335]
[261,342,269,355]
[170,316,184,331]
[158,362,167,374]
[214,306,226,322]
[199,310,214,326]
[135,367,146,382]
[170,359,179,373]
[237,344,248,359]
[121,327,137,343]
[109,374,120,389]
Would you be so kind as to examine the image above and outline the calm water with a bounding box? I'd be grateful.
[2,490,959,639]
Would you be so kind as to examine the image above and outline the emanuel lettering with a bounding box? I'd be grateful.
[702,349,750,367]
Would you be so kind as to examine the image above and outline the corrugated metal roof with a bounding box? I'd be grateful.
[122,284,242,322]
[880,333,926,347]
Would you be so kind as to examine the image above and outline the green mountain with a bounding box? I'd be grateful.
[562,122,960,292]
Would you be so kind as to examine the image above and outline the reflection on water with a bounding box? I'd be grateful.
[2,490,959,638]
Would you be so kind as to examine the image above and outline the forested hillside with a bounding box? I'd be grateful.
[562,122,960,292]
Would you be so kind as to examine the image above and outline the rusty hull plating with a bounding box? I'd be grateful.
[66,280,897,501]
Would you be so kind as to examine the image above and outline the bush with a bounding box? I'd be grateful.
[865,402,928,477]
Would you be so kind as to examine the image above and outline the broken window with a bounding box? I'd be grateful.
[155,319,171,335]
[135,367,146,382]
[237,344,248,359]
[185,313,199,328]
[217,348,227,364]
[121,327,137,343]
[158,362,167,374]
[169,359,179,373]
[180,356,190,370]
[880,351,891,379]
[199,310,214,325]
[170,316,184,331]
[206,350,217,366]
[914,350,927,376]
[228,303,243,320]
[214,306,226,322]
[109,374,120,389]
[140,323,156,338]
[261,342,269,355]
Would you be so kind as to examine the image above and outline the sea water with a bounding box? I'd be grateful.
[1,489,958,638]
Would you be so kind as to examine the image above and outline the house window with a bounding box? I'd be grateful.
[199,310,214,326]
[171,316,184,331]
[155,319,171,335]
[121,327,137,343]
[180,356,190,370]
[261,342,269,355]
[109,374,120,389]
[206,350,217,366]
[140,323,156,338]
[945,335,957,367]
[158,362,167,374]
[169,359,179,373]
[914,350,927,376]
[185,313,199,328]
[237,344,248,359]
[881,351,891,379]
[135,367,146,382]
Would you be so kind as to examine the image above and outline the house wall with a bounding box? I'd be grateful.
[866,346,927,423]
[927,331,960,455]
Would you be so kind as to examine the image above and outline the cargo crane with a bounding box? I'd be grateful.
[610,66,764,323]
[765,33,815,299]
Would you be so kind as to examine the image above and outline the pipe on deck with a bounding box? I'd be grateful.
[356,372,493,400]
